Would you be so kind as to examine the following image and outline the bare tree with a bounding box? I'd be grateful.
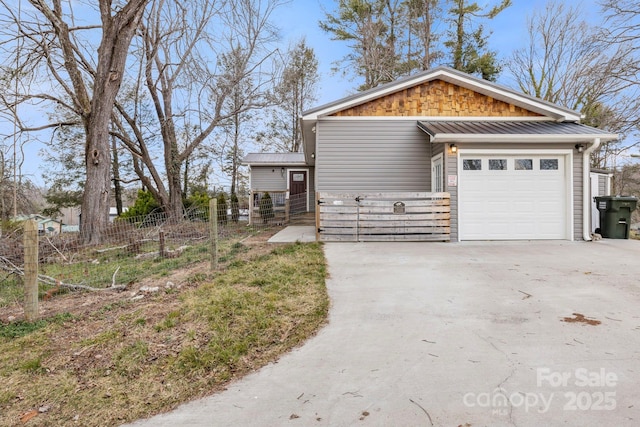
[507,0,640,168]
[111,0,280,219]
[406,0,444,70]
[599,0,640,162]
[0,148,40,219]
[258,38,319,153]
[0,0,149,243]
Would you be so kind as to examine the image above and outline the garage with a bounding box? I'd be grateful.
[458,151,572,240]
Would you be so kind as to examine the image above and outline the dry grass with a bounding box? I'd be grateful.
[0,239,328,427]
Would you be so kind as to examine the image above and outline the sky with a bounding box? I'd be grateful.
[276,0,602,106]
[11,0,605,188]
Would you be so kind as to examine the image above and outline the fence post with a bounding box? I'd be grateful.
[159,230,166,258]
[209,198,218,270]
[23,219,39,321]
[248,191,253,226]
[285,198,290,224]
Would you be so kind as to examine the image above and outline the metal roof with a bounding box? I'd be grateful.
[417,120,618,142]
[242,152,306,165]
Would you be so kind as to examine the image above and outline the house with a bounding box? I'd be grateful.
[243,152,315,224]
[60,206,81,226]
[15,214,63,235]
[248,66,618,241]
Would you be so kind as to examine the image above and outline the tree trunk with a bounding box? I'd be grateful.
[81,112,112,244]
[79,0,149,244]
[112,137,124,217]
[167,170,184,222]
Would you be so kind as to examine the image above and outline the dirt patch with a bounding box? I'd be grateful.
[0,228,283,324]
[561,313,601,326]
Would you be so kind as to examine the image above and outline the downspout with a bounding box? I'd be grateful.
[583,138,601,241]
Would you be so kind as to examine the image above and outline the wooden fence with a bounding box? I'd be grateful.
[316,192,450,242]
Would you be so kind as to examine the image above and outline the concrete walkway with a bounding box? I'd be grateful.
[125,240,640,427]
[267,226,316,243]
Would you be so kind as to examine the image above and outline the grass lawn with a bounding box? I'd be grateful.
[0,238,328,427]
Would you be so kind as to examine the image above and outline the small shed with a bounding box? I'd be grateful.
[242,153,315,224]
[590,169,613,232]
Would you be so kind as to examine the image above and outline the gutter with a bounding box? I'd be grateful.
[583,137,601,241]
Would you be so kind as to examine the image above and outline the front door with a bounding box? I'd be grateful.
[289,171,307,214]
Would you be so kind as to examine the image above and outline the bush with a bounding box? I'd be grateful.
[119,190,162,220]
[259,192,274,224]
[217,193,228,225]
[230,193,240,223]
[185,192,210,221]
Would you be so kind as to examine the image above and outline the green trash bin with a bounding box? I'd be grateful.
[594,196,638,239]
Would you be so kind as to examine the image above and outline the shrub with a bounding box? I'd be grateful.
[119,190,162,220]
[259,192,274,224]
[217,193,228,225]
[230,193,240,223]
[184,192,210,221]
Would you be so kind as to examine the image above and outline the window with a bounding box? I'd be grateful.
[489,159,507,170]
[515,159,533,170]
[463,159,482,170]
[540,159,559,170]
[292,173,305,181]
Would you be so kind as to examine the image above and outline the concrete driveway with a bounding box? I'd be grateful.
[125,240,640,427]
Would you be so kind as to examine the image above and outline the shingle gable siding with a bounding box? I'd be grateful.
[331,79,543,117]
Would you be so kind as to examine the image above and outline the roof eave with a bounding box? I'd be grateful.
[301,66,581,121]
[429,133,619,143]
[242,162,308,167]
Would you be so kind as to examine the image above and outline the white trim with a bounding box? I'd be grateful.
[583,138,601,241]
[286,168,310,212]
[317,116,560,122]
[430,134,618,143]
[457,149,574,241]
[243,162,307,167]
[248,166,253,225]
[431,153,444,192]
[590,172,600,232]
[458,149,573,155]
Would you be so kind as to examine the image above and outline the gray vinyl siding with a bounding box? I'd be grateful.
[251,166,315,212]
[251,166,287,191]
[573,153,583,240]
[309,169,316,211]
[443,144,458,241]
[316,119,430,192]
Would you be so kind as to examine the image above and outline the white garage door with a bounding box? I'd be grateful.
[459,153,570,240]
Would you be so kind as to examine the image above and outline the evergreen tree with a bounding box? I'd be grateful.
[444,0,511,81]
[259,192,275,224]
[320,0,510,89]
[230,193,240,223]
[217,193,228,225]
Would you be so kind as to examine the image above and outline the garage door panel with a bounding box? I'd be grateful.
[459,154,569,240]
